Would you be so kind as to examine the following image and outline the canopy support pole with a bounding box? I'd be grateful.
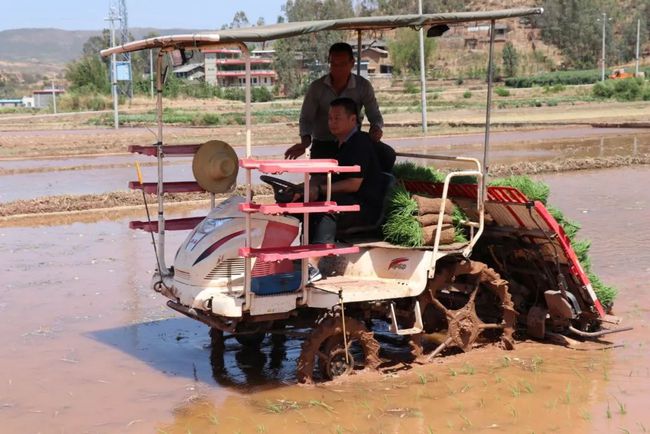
[357,31,362,77]
[241,42,253,311]
[481,20,496,204]
[155,50,168,274]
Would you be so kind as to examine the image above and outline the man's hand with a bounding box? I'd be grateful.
[291,183,320,202]
[285,136,311,159]
[285,143,307,159]
[369,125,383,142]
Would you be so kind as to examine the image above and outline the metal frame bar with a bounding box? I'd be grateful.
[155,49,168,274]
[481,20,496,203]
[240,42,254,312]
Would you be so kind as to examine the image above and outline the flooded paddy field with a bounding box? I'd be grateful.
[1,127,648,204]
[0,164,648,433]
[1,122,649,433]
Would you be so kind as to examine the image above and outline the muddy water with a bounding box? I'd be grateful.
[1,166,649,433]
[1,128,648,203]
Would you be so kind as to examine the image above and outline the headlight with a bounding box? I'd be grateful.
[186,218,232,251]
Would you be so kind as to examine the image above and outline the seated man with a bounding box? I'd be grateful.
[299,97,383,281]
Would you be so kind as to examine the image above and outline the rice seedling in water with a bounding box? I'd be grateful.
[613,396,627,415]
[461,363,475,375]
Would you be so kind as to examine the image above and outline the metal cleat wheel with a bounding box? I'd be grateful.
[296,316,381,383]
[420,260,517,361]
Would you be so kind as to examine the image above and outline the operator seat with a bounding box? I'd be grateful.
[336,171,396,238]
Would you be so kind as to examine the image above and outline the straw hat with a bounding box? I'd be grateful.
[192,140,239,193]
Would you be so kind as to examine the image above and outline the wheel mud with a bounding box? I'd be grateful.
[296,316,381,384]
[417,259,517,357]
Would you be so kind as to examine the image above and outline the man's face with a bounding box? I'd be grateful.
[328,51,354,82]
[328,105,357,138]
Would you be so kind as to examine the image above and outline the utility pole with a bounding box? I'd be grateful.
[635,18,641,77]
[106,8,119,129]
[600,12,606,81]
[418,0,427,134]
[51,80,57,114]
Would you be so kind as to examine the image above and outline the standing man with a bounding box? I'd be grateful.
[285,42,384,160]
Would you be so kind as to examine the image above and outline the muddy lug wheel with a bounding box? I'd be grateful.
[324,347,355,379]
[296,316,380,384]
[424,260,517,361]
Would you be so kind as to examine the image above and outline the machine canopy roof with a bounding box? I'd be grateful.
[101,7,542,57]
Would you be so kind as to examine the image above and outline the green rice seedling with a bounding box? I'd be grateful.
[588,272,618,309]
[461,363,475,375]
[309,400,336,413]
[522,381,534,393]
[531,356,544,373]
[547,206,581,240]
[460,414,473,428]
[419,373,428,384]
[392,162,443,182]
[489,176,550,204]
[613,396,627,415]
[510,384,521,397]
[382,211,423,247]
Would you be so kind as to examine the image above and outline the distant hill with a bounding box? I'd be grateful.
[0,27,207,64]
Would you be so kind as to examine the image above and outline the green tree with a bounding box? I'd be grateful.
[65,55,111,94]
[232,11,250,28]
[540,0,603,68]
[388,28,436,76]
[502,42,519,77]
[273,38,304,97]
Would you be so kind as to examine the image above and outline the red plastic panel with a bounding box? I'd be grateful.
[239,244,359,261]
[128,144,201,156]
[240,158,337,169]
[129,181,205,194]
[239,201,360,214]
[240,158,360,174]
[402,181,529,204]
[129,216,205,232]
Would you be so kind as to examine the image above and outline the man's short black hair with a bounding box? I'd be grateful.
[329,42,354,61]
[330,97,358,119]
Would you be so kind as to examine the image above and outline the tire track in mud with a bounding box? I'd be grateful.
[0,155,647,220]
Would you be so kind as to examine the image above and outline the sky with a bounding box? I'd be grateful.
[0,0,286,31]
